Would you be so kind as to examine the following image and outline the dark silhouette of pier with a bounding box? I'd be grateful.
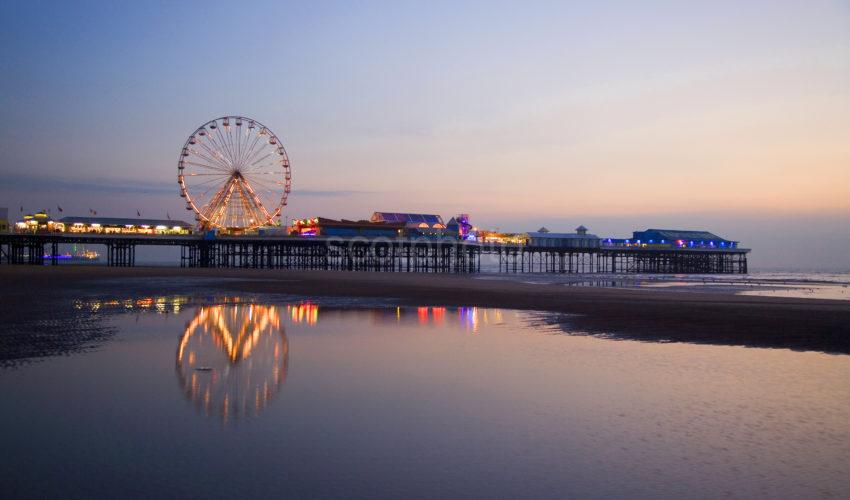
[0,233,748,274]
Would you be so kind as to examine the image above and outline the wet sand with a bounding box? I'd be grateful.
[1,266,849,354]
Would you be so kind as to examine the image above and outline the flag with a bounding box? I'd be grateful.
[19,206,23,212]
[137,210,141,217]
[167,212,171,220]
[57,206,63,212]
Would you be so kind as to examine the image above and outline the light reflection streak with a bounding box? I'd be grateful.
[287,302,318,325]
[277,302,496,333]
[366,306,493,333]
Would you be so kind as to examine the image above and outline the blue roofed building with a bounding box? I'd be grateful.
[371,212,448,238]
[610,229,739,249]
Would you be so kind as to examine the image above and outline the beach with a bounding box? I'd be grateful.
[2,266,849,354]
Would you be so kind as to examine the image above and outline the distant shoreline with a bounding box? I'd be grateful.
[2,266,850,354]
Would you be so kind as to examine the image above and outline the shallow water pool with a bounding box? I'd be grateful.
[2,296,849,498]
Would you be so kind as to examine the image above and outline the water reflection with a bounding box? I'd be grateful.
[2,295,192,367]
[369,306,503,333]
[4,295,850,498]
[176,302,289,422]
[287,302,503,333]
[287,302,318,325]
[74,296,190,314]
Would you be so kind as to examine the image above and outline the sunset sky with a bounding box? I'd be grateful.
[1,1,848,268]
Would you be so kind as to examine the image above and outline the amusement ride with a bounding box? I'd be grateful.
[178,116,291,232]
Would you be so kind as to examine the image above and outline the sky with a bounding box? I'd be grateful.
[1,0,848,269]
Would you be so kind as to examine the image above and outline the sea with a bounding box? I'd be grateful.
[474,269,850,301]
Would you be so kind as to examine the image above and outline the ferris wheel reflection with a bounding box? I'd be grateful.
[176,302,288,422]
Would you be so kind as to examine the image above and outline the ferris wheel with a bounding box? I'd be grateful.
[178,116,291,231]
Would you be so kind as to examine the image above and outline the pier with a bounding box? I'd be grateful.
[0,233,748,274]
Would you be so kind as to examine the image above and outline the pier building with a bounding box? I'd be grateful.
[476,230,527,245]
[371,212,448,238]
[603,229,739,249]
[15,212,60,233]
[291,217,404,238]
[60,216,193,235]
[445,214,475,241]
[526,225,600,249]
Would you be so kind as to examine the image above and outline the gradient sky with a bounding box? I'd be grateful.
[1,0,848,268]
